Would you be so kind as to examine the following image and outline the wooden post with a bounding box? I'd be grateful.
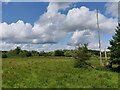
[96,9,103,66]
[104,48,109,66]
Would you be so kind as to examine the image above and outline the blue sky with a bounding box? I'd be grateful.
[2,2,49,25]
[1,2,118,51]
[2,2,108,25]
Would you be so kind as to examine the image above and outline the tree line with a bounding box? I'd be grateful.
[1,46,101,58]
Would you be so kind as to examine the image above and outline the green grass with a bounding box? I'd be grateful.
[2,56,119,88]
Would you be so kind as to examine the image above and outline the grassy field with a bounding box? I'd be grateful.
[2,56,119,88]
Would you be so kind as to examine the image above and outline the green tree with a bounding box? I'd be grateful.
[14,47,21,54]
[39,51,46,56]
[2,53,7,58]
[54,50,64,56]
[64,50,72,57]
[31,50,39,56]
[73,44,93,68]
[19,50,32,57]
[19,51,28,57]
[26,51,32,57]
[108,23,120,67]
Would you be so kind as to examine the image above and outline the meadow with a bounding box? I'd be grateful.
[2,56,119,88]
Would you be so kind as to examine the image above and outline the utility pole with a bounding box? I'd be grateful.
[96,9,103,66]
[104,48,108,66]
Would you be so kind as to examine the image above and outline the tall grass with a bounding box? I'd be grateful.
[2,56,118,88]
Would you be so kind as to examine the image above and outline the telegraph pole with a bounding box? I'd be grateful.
[96,9,103,66]
[104,48,108,66]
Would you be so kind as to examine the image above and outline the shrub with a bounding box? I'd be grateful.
[31,50,39,56]
[19,51,32,57]
[14,47,21,54]
[6,47,21,57]
[26,51,32,57]
[46,52,54,56]
[19,51,27,57]
[73,44,91,68]
[54,50,64,56]
[39,51,46,56]
[2,53,7,58]
[64,51,72,57]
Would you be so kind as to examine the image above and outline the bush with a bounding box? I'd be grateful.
[2,53,7,58]
[19,51,32,57]
[46,52,54,56]
[73,44,91,68]
[64,51,72,57]
[31,50,39,56]
[54,50,64,56]
[26,51,32,57]
[7,50,17,57]
[14,47,21,54]
[19,51,27,57]
[6,47,21,57]
[39,51,46,56]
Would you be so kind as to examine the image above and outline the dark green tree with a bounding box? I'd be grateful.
[73,44,93,68]
[31,50,39,56]
[64,50,72,57]
[15,47,21,54]
[26,51,32,57]
[39,51,46,56]
[108,23,120,67]
[54,50,64,56]
[2,53,7,58]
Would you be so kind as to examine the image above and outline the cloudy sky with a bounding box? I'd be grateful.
[0,1,119,51]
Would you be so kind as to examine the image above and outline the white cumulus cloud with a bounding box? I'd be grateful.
[68,29,95,46]
[1,2,118,51]
[105,2,118,18]
[1,20,34,43]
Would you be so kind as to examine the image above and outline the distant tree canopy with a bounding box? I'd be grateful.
[39,51,46,56]
[2,53,7,58]
[54,50,64,56]
[64,50,72,57]
[14,47,21,54]
[2,47,32,58]
[2,45,101,59]
[108,23,120,66]
[31,50,39,56]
